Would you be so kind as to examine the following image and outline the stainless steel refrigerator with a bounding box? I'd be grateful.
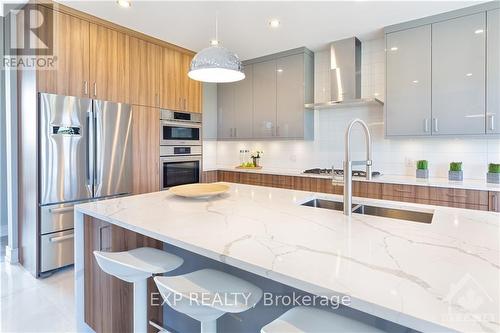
[39,93,132,274]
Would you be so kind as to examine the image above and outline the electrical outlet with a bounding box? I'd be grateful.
[405,157,415,168]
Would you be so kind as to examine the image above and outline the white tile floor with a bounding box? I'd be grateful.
[0,261,77,333]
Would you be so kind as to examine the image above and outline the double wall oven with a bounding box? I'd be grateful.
[160,110,202,190]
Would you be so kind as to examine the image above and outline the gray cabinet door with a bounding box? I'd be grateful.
[432,13,486,135]
[217,83,235,139]
[234,65,254,139]
[253,60,277,138]
[276,54,305,138]
[386,25,431,136]
[487,9,500,134]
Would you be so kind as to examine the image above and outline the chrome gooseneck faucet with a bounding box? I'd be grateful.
[343,119,373,216]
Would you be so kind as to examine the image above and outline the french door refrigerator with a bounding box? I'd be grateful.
[39,93,132,274]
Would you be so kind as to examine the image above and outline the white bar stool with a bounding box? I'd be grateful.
[94,247,184,333]
[154,268,263,333]
[261,306,386,333]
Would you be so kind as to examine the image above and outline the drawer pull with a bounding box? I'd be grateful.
[49,206,74,214]
[394,188,412,193]
[49,234,74,243]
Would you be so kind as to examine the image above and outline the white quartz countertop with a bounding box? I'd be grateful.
[75,183,500,333]
[210,166,500,192]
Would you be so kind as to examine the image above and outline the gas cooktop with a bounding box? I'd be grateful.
[303,168,381,178]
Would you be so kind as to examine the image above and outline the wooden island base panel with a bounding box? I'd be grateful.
[202,170,499,212]
[84,217,163,333]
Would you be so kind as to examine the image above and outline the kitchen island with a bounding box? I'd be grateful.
[74,183,500,333]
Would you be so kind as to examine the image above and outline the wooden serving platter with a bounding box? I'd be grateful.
[169,183,230,198]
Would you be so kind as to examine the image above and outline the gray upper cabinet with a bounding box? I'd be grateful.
[233,65,254,139]
[432,13,486,135]
[253,59,277,138]
[217,83,235,139]
[487,9,500,134]
[217,48,314,140]
[386,25,431,136]
[276,54,307,138]
[217,66,254,139]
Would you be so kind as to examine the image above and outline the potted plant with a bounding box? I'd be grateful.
[449,162,463,181]
[416,160,429,179]
[251,151,263,167]
[487,163,500,184]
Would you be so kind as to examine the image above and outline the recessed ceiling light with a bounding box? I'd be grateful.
[466,73,473,77]
[269,19,280,28]
[210,39,219,46]
[390,47,398,51]
[117,0,131,8]
[412,80,419,84]
[276,69,283,73]
[474,29,484,34]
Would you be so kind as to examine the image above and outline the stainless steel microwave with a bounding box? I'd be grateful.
[160,110,202,146]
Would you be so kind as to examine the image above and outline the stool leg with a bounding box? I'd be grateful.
[133,279,148,333]
[200,320,217,333]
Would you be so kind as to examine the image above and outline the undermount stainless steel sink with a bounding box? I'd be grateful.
[301,199,433,224]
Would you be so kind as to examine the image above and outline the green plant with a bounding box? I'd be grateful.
[449,162,463,172]
[416,160,428,170]
[488,163,500,173]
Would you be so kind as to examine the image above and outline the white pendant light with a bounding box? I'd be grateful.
[188,13,245,83]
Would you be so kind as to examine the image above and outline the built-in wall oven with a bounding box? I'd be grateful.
[160,110,202,190]
[160,109,202,146]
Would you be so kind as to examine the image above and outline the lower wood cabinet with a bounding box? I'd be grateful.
[84,217,163,333]
[210,170,496,212]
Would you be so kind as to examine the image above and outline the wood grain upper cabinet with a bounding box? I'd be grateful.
[386,25,432,136]
[487,9,500,134]
[253,59,277,138]
[160,50,201,112]
[129,37,161,107]
[184,53,202,113]
[36,7,90,97]
[276,54,306,138]
[432,13,486,135]
[131,105,159,194]
[89,24,129,103]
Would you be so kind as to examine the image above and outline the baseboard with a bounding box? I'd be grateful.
[0,224,7,237]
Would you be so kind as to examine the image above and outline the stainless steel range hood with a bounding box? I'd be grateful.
[305,37,383,110]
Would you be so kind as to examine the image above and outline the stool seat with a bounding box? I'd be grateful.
[154,268,263,333]
[261,306,386,333]
[93,247,184,333]
[94,247,183,283]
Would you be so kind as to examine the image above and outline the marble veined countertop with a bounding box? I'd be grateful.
[75,183,500,333]
[211,166,500,192]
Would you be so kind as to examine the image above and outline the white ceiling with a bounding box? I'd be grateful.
[59,1,483,60]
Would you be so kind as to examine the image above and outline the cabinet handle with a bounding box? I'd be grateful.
[493,194,498,212]
[424,119,429,133]
[93,82,97,97]
[394,188,412,193]
[488,115,495,131]
[83,81,88,95]
[276,125,280,137]
[433,118,438,132]
[446,193,467,199]
[184,98,187,110]
[234,128,237,137]
[229,128,233,137]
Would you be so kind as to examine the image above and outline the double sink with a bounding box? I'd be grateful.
[301,198,434,224]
